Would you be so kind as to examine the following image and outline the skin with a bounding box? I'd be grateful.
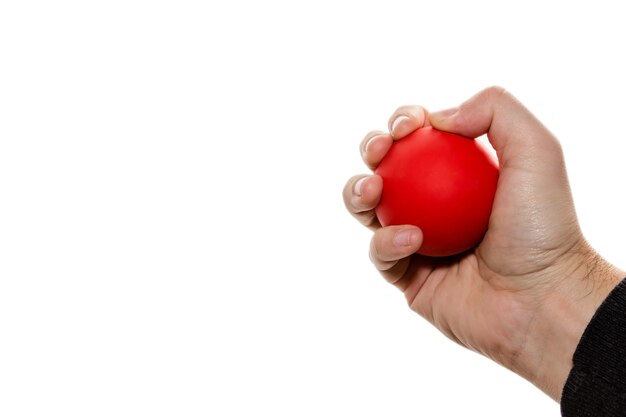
[342,86,624,401]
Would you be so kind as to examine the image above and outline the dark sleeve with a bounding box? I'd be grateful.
[561,278,626,417]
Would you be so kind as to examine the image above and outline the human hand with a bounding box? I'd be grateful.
[343,87,623,401]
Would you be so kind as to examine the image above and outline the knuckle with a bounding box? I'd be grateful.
[486,85,514,106]
[484,85,507,97]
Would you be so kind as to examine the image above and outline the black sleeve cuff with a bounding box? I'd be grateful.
[561,278,626,416]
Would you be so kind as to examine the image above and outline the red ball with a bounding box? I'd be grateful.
[375,127,499,257]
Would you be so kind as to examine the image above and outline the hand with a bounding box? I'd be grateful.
[343,87,623,401]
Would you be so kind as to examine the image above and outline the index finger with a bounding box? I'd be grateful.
[387,105,430,140]
[360,106,430,171]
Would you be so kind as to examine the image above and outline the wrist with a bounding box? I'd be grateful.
[511,243,623,401]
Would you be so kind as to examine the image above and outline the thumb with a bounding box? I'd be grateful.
[429,86,564,171]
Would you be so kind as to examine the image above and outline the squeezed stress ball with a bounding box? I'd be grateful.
[375,127,499,257]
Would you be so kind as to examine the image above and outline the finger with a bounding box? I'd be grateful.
[370,226,423,285]
[360,131,393,170]
[342,174,383,230]
[428,86,563,171]
[387,105,430,140]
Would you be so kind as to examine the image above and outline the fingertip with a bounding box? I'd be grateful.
[360,131,385,156]
[393,226,423,249]
[362,135,393,169]
[353,176,367,197]
[355,174,383,208]
[390,115,412,138]
[371,225,423,268]
[388,106,427,140]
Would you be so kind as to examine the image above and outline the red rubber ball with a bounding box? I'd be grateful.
[375,127,499,257]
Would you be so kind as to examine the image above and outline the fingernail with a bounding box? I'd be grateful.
[363,134,381,155]
[354,176,367,196]
[394,229,418,247]
[431,107,459,119]
[390,115,410,135]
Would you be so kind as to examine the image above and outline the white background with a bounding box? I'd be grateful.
[1,1,625,416]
